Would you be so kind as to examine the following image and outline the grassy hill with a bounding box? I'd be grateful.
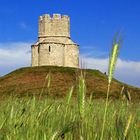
[0,66,140,101]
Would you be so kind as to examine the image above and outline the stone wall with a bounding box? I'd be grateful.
[31,45,38,66]
[38,14,70,39]
[65,44,79,67]
[39,43,64,66]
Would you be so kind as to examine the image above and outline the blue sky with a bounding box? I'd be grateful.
[0,0,140,87]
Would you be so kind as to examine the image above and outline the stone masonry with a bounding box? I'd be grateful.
[31,14,79,68]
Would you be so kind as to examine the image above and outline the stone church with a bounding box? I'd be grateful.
[31,14,79,68]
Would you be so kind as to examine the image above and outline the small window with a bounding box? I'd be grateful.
[49,46,51,52]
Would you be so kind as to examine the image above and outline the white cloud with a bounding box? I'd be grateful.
[80,55,140,88]
[0,42,31,75]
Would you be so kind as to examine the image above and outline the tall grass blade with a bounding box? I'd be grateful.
[101,34,122,140]
[116,115,124,139]
[50,121,78,140]
[39,72,51,99]
[78,73,86,120]
[108,43,120,84]
[64,86,74,120]
[123,114,133,140]
[66,86,74,106]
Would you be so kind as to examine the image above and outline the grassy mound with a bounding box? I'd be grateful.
[0,66,140,101]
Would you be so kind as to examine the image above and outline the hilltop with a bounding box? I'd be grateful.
[0,66,140,101]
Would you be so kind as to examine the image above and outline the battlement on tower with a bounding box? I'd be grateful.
[39,14,69,20]
[38,14,70,38]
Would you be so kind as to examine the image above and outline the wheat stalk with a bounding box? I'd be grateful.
[108,43,120,84]
[66,86,74,106]
[100,34,122,140]
[123,114,133,140]
[50,121,79,140]
[39,72,51,99]
[78,73,86,120]
[64,86,74,121]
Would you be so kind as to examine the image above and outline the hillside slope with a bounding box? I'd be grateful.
[0,66,140,101]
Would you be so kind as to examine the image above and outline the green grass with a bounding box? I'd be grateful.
[0,34,140,140]
[0,96,139,140]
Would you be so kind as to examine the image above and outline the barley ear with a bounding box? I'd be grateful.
[78,73,86,120]
[66,86,74,105]
[47,72,51,89]
[101,34,122,140]
[50,121,78,140]
[47,72,51,95]
[108,43,120,84]
[64,86,74,120]
[123,114,133,140]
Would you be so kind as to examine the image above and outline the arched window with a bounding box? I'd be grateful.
[49,46,51,52]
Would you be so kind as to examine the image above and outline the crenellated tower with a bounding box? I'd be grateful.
[31,14,79,68]
[38,14,70,39]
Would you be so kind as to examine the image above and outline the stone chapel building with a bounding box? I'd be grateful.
[31,14,79,68]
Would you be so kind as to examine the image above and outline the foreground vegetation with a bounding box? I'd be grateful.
[0,97,139,140]
[0,34,140,140]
